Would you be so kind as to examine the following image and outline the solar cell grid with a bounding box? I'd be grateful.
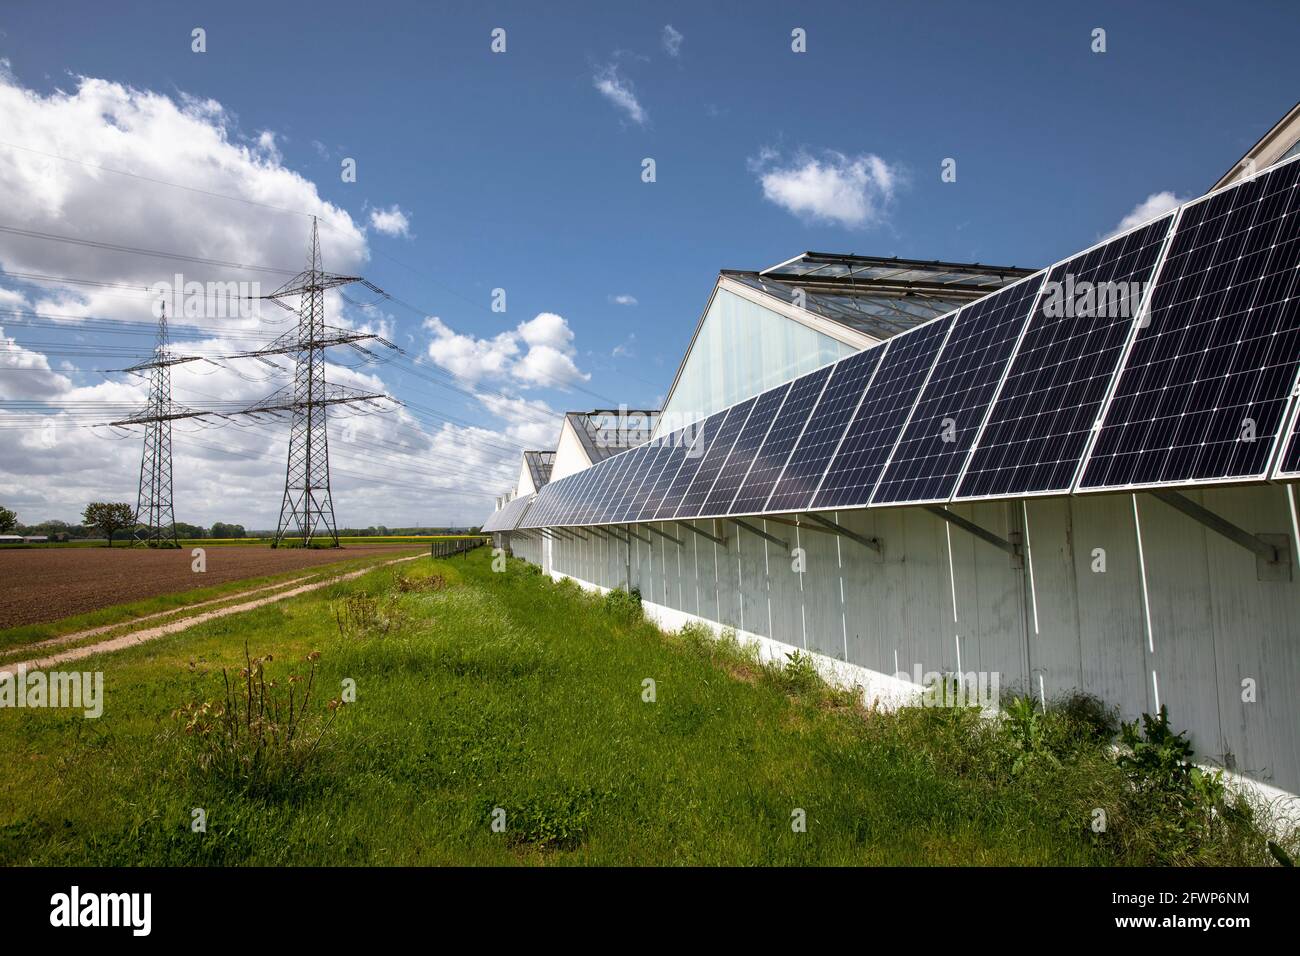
[617,442,675,523]
[813,316,952,509]
[700,383,791,517]
[730,365,833,515]
[636,430,693,521]
[765,347,885,513]
[652,411,724,520]
[1079,157,1300,490]
[871,275,1044,506]
[955,213,1175,500]
[588,447,639,524]
[673,398,757,518]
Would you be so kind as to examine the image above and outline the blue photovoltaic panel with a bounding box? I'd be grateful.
[617,441,675,523]
[550,469,589,526]
[673,398,757,519]
[567,463,607,526]
[699,383,791,517]
[871,276,1044,506]
[955,214,1174,500]
[813,317,952,509]
[598,443,653,523]
[570,458,610,525]
[766,346,885,513]
[587,447,638,524]
[519,480,556,529]
[730,365,833,515]
[652,411,723,520]
[1080,157,1300,489]
[636,430,693,521]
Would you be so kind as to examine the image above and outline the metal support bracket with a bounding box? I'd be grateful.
[603,526,630,544]
[567,528,589,541]
[1150,489,1291,581]
[801,512,883,554]
[730,517,788,551]
[624,525,653,545]
[677,520,726,546]
[642,523,684,547]
[923,505,1023,569]
[587,526,611,540]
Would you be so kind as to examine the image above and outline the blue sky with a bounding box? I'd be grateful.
[0,0,1297,526]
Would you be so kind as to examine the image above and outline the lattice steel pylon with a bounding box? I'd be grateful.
[263,217,397,548]
[132,302,180,547]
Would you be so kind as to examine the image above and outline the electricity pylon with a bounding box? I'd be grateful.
[121,302,199,546]
[253,217,396,548]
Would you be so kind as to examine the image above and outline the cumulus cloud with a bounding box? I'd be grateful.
[609,293,638,306]
[424,312,590,390]
[593,63,647,126]
[0,66,520,526]
[749,148,901,228]
[662,25,684,58]
[368,203,412,238]
[1106,190,1185,239]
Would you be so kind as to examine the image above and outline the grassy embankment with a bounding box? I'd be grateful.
[1,548,1293,866]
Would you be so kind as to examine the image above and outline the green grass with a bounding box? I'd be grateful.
[0,550,1291,866]
[0,548,425,653]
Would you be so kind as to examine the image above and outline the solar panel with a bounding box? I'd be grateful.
[1079,157,1300,490]
[564,464,605,526]
[635,428,694,521]
[955,214,1175,500]
[652,411,724,520]
[699,383,792,518]
[730,365,833,515]
[515,483,548,529]
[812,316,953,509]
[570,456,611,526]
[672,397,757,519]
[765,347,885,513]
[586,446,638,524]
[548,468,590,528]
[617,441,675,523]
[1274,407,1300,477]
[598,443,653,523]
[871,276,1044,506]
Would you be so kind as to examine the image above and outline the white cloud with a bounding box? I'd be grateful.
[368,203,413,238]
[593,63,647,126]
[424,311,590,390]
[609,293,638,306]
[1107,190,1185,239]
[662,25,684,58]
[0,66,522,526]
[749,148,901,228]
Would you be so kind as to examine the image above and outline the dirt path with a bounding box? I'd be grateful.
[2,553,425,672]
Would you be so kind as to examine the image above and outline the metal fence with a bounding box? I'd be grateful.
[430,536,489,559]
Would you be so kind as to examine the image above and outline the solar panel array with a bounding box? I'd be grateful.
[871,275,1045,506]
[1080,158,1300,490]
[956,214,1175,499]
[506,155,1300,531]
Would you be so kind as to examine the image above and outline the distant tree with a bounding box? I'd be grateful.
[173,521,208,539]
[0,505,16,535]
[209,522,247,539]
[82,502,136,547]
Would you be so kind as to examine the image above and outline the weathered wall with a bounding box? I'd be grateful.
[529,484,1300,796]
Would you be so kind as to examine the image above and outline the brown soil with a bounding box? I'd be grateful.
[0,545,421,629]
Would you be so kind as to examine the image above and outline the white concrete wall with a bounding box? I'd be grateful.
[534,484,1300,797]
